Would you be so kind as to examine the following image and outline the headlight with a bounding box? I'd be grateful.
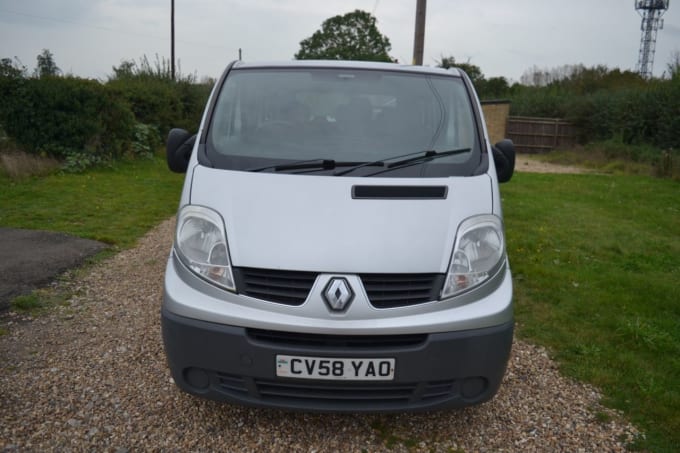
[441,214,505,298]
[175,205,235,291]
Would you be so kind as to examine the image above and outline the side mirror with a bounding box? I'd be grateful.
[166,128,196,173]
[492,139,516,183]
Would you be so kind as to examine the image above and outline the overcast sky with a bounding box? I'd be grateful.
[1,0,679,82]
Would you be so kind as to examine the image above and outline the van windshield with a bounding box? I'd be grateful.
[206,68,483,177]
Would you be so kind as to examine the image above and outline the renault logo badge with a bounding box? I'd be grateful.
[322,278,354,312]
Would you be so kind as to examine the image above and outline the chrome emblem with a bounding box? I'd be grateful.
[322,278,354,312]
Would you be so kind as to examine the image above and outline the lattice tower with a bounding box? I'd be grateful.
[635,0,670,78]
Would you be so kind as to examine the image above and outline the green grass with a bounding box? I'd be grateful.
[11,293,44,312]
[9,287,74,315]
[502,172,680,452]
[0,155,183,248]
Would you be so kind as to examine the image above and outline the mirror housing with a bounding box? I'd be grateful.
[166,128,196,173]
[492,139,516,183]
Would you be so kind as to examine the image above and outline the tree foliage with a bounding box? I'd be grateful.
[434,55,677,150]
[34,49,60,78]
[667,50,680,80]
[0,50,212,170]
[108,55,209,136]
[436,55,509,99]
[519,64,644,93]
[509,64,678,149]
[0,57,27,79]
[110,54,196,83]
[0,75,134,163]
[436,56,484,85]
[295,10,393,62]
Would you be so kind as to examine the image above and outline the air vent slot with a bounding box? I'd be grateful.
[352,185,447,199]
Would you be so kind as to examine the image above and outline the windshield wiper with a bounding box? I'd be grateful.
[362,148,471,177]
[247,159,379,173]
[334,148,471,177]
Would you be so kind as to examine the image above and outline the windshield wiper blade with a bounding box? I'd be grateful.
[247,159,376,173]
[362,148,471,177]
[386,148,471,168]
[334,147,470,177]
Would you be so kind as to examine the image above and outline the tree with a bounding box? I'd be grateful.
[34,49,60,78]
[667,50,680,80]
[0,57,27,79]
[436,56,484,85]
[482,76,510,99]
[295,10,393,62]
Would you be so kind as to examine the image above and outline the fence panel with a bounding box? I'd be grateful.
[507,116,578,153]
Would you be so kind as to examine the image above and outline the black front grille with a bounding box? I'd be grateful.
[217,373,248,395]
[247,329,427,349]
[215,372,459,407]
[232,267,444,308]
[359,273,445,308]
[255,379,417,402]
[233,267,318,305]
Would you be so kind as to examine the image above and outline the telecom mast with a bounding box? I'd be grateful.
[635,0,670,78]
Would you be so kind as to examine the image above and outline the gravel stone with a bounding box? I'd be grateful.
[515,156,594,175]
[0,218,641,451]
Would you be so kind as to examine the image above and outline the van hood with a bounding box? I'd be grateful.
[189,167,493,274]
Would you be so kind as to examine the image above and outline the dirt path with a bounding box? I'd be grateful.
[0,218,640,451]
[515,155,591,174]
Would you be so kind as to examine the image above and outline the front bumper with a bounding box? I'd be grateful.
[161,308,513,412]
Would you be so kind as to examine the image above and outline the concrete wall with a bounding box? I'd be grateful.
[481,101,511,144]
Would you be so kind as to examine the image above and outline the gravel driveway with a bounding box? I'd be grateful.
[0,218,640,451]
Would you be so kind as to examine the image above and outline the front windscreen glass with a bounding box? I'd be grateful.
[206,68,482,177]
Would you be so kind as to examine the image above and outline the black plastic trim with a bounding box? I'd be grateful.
[247,329,428,349]
[360,273,445,308]
[458,69,490,176]
[233,267,317,306]
[198,60,238,167]
[161,308,514,412]
[352,185,448,200]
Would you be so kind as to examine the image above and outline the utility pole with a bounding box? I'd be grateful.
[171,0,176,81]
[412,0,427,65]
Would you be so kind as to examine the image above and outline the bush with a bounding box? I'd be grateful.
[130,123,162,159]
[107,56,212,137]
[509,76,679,150]
[108,78,183,138]
[0,76,135,161]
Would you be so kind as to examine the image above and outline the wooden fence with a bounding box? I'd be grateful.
[506,116,578,153]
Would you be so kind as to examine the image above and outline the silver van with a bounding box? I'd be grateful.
[162,60,516,411]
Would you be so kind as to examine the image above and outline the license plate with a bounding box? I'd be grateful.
[276,355,395,381]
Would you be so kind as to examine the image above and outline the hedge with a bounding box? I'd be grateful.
[0,76,134,160]
[509,78,680,149]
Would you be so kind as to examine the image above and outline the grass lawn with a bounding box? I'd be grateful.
[502,172,680,452]
[0,155,184,248]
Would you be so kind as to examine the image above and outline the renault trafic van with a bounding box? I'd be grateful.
[162,60,516,412]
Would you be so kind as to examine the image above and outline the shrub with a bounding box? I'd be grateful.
[107,55,211,137]
[130,123,162,159]
[107,77,184,138]
[0,76,135,162]
[509,76,679,150]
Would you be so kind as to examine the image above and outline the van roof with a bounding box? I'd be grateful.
[231,60,463,77]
